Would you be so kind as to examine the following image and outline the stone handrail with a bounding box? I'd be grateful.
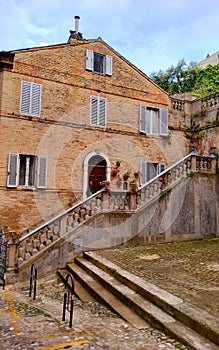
[17,189,105,265]
[137,153,216,208]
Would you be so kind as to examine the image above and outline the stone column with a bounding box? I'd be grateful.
[102,191,110,210]
[129,192,137,210]
[7,243,18,269]
[210,156,216,173]
[191,155,197,172]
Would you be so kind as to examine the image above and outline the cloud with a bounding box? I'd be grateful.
[0,0,218,73]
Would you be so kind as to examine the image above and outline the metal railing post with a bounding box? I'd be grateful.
[0,234,7,290]
[29,263,37,300]
[62,273,75,328]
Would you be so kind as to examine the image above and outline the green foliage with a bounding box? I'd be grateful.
[150,60,219,98]
[192,64,219,97]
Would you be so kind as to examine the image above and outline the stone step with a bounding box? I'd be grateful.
[72,257,218,350]
[59,263,149,329]
[83,251,219,347]
[57,268,96,302]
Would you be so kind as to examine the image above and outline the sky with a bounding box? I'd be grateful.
[0,0,218,76]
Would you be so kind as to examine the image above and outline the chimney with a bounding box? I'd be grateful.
[74,15,80,34]
[68,15,83,43]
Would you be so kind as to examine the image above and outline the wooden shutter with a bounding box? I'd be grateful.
[105,55,113,76]
[139,105,146,133]
[90,96,98,125]
[37,156,47,188]
[7,153,18,187]
[151,109,158,134]
[86,49,93,71]
[20,81,31,115]
[160,108,168,136]
[98,97,106,127]
[31,83,42,117]
[140,161,148,185]
[145,108,151,133]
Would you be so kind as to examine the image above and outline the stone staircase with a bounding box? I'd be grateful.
[6,153,217,280]
[57,251,219,350]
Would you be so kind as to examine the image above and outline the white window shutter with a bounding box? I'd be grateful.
[160,108,168,136]
[139,105,146,133]
[7,153,18,187]
[86,49,93,71]
[37,156,47,188]
[98,98,106,127]
[31,83,42,117]
[151,109,158,134]
[140,161,148,185]
[90,96,98,125]
[105,55,113,76]
[20,81,31,115]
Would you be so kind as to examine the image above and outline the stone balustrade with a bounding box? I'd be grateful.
[171,92,219,115]
[170,99,185,112]
[138,154,216,208]
[17,191,104,266]
[200,92,219,109]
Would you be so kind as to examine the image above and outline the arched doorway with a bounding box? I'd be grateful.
[87,155,107,195]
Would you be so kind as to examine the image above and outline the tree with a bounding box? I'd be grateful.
[150,60,219,97]
[192,64,219,97]
[150,59,197,94]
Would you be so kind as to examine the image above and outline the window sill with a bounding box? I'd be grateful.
[17,186,37,191]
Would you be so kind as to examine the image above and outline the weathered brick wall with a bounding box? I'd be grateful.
[0,40,196,231]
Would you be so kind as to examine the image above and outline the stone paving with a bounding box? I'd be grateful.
[0,275,190,350]
[99,238,219,319]
[1,238,218,350]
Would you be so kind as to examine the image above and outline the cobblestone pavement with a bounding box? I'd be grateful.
[99,238,219,319]
[0,276,190,350]
[1,238,218,350]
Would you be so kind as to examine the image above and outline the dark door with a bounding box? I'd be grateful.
[88,156,107,194]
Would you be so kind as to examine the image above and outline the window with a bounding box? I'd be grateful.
[86,50,112,75]
[90,96,106,127]
[140,106,168,136]
[7,153,47,188]
[20,81,42,117]
[140,161,165,185]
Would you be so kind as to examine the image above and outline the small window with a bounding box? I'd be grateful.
[19,155,35,186]
[20,81,42,117]
[86,50,113,76]
[90,96,106,127]
[140,106,168,136]
[93,53,105,74]
[140,161,165,185]
[7,154,47,188]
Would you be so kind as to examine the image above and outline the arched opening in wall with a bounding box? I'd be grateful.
[87,155,107,195]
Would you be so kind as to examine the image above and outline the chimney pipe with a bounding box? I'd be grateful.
[74,15,80,34]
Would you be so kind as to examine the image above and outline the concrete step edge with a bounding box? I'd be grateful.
[83,251,219,346]
[65,262,218,350]
[66,263,149,328]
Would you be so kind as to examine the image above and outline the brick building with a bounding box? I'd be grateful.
[0,19,202,232]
